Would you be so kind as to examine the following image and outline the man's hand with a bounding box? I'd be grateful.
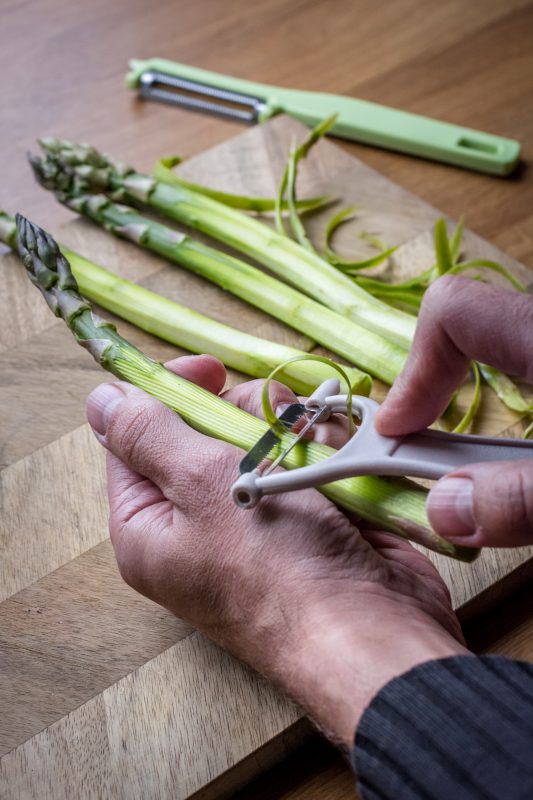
[377,275,533,548]
[86,354,466,749]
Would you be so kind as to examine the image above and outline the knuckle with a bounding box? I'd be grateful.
[312,413,350,448]
[232,379,267,415]
[511,466,533,535]
[179,455,210,489]
[115,552,139,589]
[109,522,141,590]
[108,511,123,546]
[423,274,476,326]
[312,503,360,559]
[474,463,533,542]
[267,379,298,410]
[229,379,296,417]
[419,274,475,355]
[422,274,457,315]
[109,398,156,466]
[108,508,172,600]
[183,441,236,487]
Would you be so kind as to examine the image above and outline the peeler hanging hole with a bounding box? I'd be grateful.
[456,137,499,155]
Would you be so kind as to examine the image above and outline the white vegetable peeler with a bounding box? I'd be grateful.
[231,379,533,509]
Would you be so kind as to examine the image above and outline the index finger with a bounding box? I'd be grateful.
[376,275,533,435]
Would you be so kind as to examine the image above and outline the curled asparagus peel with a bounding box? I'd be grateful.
[32,137,417,349]
[14,214,477,561]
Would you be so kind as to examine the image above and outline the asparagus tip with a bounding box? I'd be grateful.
[38,135,60,151]
[28,150,85,200]
[15,215,81,316]
[16,213,58,271]
[27,152,47,186]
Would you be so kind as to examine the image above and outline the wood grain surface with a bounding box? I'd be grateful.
[1,1,533,798]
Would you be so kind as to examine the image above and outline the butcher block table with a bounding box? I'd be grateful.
[1,2,533,798]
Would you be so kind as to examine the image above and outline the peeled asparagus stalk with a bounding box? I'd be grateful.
[0,211,369,396]
[34,137,417,349]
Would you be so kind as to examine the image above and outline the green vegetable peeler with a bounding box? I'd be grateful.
[127,58,520,177]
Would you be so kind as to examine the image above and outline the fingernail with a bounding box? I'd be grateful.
[86,383,125,437]
[276,403,291,417]
[427,477,475,538]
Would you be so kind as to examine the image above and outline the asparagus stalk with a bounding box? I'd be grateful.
[28,158,409,385]
[0,212,368,396]
[14,214,476,561]
[35,138,417,349]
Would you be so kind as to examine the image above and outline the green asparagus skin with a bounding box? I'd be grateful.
[33,137,417,349]
[14,214,477,561]
[0,211,369,397]
[0,213,17,249]
[28,155,409,385]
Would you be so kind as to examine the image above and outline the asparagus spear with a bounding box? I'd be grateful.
[28,156,409,385]
[34,137,417,349]
[14,214,476,561]
[0,211,369,396]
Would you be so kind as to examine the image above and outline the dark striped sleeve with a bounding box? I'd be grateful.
[352,655,533,800]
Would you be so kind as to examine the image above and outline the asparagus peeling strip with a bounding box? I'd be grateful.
[35,137,418,349]
[275,115,337,249]
[323,206,397,272]
[154,156,332,213]
[27,163,409,385]
[273,115,397,269]
[14,214,477,562]
[349,217,524,312]
[0,212,370,396]
[479,365,533,415]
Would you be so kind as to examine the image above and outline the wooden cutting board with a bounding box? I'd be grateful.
[0,116,532,799]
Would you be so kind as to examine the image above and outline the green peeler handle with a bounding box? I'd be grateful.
[276,90,520,176]
[127,59,520,176]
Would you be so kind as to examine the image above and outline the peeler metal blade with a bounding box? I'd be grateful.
[238,378,339,478]
[238,403,307,475]
[138,70,268,124]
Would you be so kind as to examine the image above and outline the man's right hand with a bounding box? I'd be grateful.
[376,274,533,548]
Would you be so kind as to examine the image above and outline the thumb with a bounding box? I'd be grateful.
[427,461,533,547]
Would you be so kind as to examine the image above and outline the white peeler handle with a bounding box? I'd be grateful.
[232,393,533,508]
